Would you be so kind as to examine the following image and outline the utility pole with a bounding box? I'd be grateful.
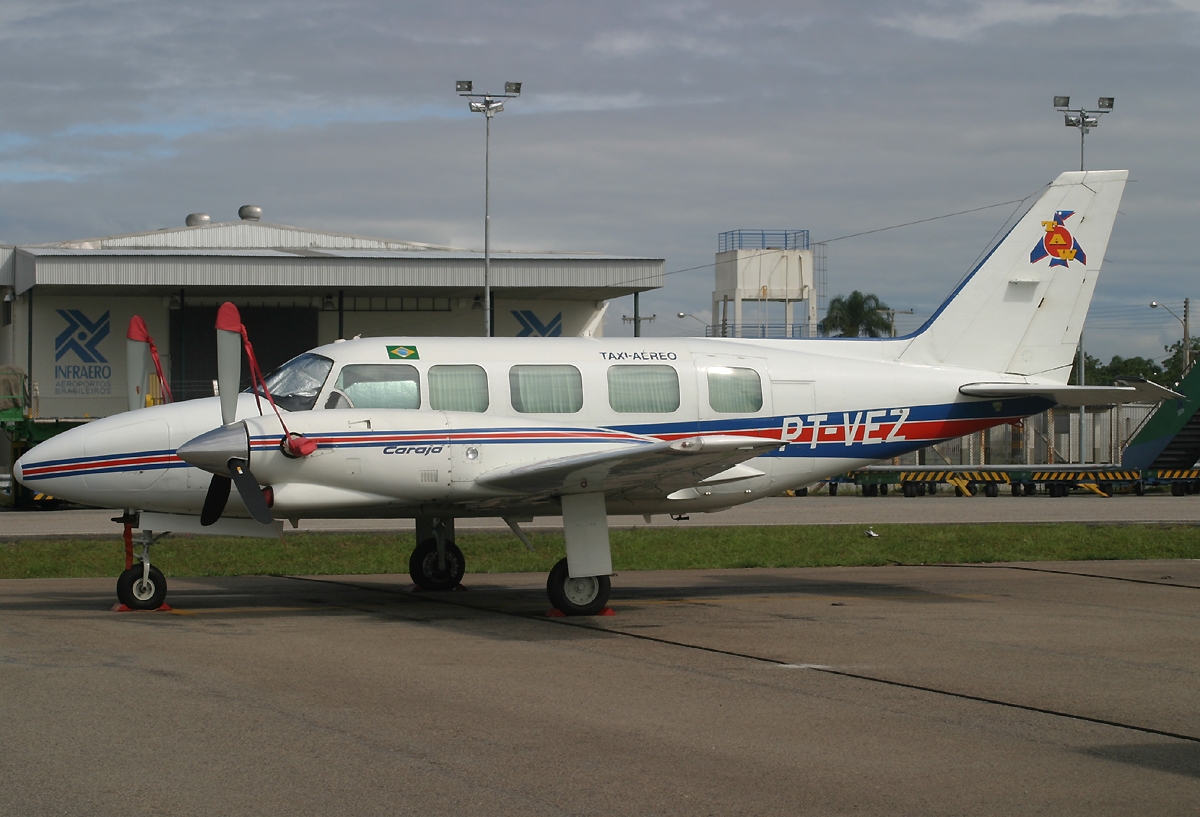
[1185,297,1191,373]
[622,293,655,337]
[878,308,914,338]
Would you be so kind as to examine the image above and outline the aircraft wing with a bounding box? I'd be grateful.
[960,377,1182,407]
[475,434,782,498]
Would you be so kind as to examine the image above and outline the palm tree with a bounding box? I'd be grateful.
[821,291,893,337]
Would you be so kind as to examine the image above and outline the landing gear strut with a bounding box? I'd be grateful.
[409,517,464,591]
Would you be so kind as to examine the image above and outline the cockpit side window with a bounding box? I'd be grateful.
[255,353,334,412]
[326,364,421,409]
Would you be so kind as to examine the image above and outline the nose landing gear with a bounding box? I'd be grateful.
[115,525,169,610]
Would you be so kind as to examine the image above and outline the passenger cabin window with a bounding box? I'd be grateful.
[707,366,763,413]
[509,365,583,413]
[429,364,489,412]
[607,365,680,413]
[326,364,420,409]
[256,353,333,412]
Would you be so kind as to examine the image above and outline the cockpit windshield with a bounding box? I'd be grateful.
[249,353,334,412]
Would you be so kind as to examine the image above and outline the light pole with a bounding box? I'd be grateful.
[1053,95,1114,171]
[676,312,708,335]
[457,80,522,337]
[1151,299,1191,373]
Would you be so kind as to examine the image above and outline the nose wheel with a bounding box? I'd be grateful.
[546,557,611,616]
[117,564,167,610]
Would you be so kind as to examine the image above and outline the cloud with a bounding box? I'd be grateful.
[876,0,1184,41]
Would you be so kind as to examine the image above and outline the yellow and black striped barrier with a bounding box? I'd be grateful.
[1150,469,1200,480]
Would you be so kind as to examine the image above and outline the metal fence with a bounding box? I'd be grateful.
[890,403,1158,467]
[717,230,810,253]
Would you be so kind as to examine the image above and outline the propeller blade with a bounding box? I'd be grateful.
[126,316,151,412]
[229,458,273,525]
[215,303,243,426]
[200,474,232,526]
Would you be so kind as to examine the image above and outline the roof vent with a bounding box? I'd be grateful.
[238,205,263,221]
[185,213,211,227]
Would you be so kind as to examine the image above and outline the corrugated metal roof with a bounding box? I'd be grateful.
[0,246,12,289]
[14,251,663,293]
[25,221,460,252]
[20,247,643,261]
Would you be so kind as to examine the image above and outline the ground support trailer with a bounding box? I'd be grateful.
[827,465,1200,498]
[0,371,90,507]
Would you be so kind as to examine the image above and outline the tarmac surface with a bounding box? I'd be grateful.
[2,559,1199,815]
[3,495,1199,814]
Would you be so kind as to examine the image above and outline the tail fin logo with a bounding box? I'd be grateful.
[1030,210,1086,267]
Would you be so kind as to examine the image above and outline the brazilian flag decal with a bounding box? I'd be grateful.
[386,345,419,360]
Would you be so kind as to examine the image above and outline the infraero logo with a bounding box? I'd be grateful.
[55,310,110,363]
[512,310,563,337]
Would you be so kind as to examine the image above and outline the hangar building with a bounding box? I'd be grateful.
[0,207,663,420]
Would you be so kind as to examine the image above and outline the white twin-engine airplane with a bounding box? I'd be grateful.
[13,170,1176,615]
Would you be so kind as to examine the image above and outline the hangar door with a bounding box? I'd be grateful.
[170,306,319,402]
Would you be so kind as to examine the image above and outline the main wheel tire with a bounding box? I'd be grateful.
[984,482,999,498]
[116,565,167,610]
[546,557,611,616]
[409,539,465,591]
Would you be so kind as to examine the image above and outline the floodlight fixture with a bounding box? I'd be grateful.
[454,80,524,336]
[1050,93,1115,171]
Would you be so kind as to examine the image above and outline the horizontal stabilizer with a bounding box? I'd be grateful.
[960,378,1182,407]
[477,434,780,497]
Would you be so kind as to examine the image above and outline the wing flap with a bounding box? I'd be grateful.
[475,435,781,497]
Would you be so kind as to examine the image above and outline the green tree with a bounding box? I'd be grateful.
[822,291,893,337]
[1159,339,1200,385]
[1070,353,1169,386]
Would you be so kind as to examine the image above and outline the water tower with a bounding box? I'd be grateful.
[711,230,817,337]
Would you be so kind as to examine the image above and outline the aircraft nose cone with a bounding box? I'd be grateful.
[177,423,250,475]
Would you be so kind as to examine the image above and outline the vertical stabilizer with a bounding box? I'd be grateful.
[900,170,1127,381]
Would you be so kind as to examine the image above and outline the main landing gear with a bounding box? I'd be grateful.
[546,557,611,616]
[412,499,616,616]
[408,517,465,591]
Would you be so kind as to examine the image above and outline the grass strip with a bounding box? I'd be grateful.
[1,523,1199,580]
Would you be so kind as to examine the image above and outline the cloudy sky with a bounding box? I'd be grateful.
[1,0,1196,361]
